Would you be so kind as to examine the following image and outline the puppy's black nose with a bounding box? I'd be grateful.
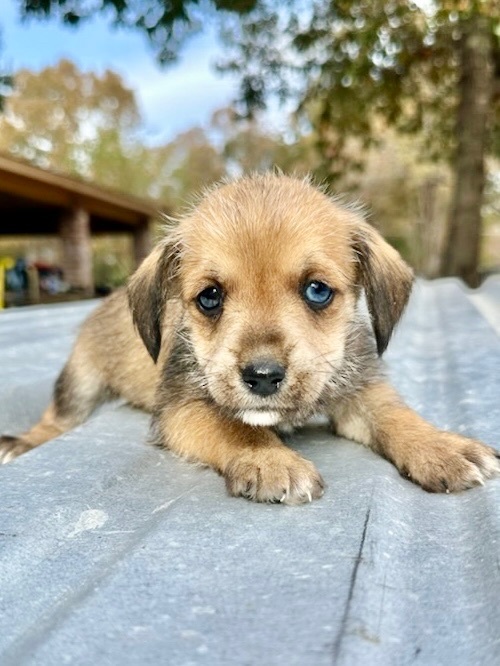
[241,360,286,396]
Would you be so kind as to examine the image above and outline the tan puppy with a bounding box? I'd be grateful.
[1,173,498,503]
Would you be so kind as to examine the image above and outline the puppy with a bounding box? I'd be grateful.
[1,173,498,503]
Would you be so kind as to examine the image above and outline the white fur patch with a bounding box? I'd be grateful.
[239,410,282,427]
[337,414,372,446]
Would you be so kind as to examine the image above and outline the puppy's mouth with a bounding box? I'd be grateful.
[236,409,282,427]
[203,365,327,427]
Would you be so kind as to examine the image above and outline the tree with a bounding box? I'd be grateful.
[211,107,319,176]
[220,1,499,286]
[0,59,140,178]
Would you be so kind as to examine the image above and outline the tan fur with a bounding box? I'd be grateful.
[1,173,498,500]
[331,383,499,491]
[160,400,324,504]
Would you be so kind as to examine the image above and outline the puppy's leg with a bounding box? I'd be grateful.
[0,352,108,464]
[156,400,325,504]
[330,382,500,492]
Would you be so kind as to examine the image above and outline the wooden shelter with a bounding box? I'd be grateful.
[0,153,158,294]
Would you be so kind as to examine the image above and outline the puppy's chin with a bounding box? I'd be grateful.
[237,410,282,427]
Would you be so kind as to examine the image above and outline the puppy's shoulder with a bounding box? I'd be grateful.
[80,288,133,339]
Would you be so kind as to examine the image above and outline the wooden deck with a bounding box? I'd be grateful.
[0,278,499,666]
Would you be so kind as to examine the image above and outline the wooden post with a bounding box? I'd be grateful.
[60,207,93,295]
[133,218,152,267]
[27,265,40,304]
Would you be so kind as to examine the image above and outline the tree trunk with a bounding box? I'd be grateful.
[441,16,494,287]
[414,175,446,279]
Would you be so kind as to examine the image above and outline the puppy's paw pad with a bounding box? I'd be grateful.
[0,436,33,464]
[403,435,500,493]
[225,449,324,505]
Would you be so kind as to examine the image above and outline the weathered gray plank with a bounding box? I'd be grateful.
[0,282,499,666]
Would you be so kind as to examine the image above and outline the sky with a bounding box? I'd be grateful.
[0,0,240,144]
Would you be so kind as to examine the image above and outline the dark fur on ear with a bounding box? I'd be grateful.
[353,220,414,355]
[127,236,181,363]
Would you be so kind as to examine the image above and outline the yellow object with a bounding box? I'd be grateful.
[0,257,16,309]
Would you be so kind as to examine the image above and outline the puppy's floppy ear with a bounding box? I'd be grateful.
[127,235,181,363]
[352,220,414,356]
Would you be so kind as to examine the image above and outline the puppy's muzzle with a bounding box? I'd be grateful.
[241,360,286,397]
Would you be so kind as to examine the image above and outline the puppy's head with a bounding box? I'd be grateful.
[128,174,413,425]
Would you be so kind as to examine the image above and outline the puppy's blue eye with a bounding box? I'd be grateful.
[303,281,334,310]
[196,286,223,315]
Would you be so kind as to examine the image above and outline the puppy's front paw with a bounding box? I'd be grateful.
[399,432,500,493]
[225,448,325,505]
[0,436,33,464]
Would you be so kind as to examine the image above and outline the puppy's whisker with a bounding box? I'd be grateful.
[306,349,343,364]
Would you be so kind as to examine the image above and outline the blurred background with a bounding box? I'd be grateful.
[0,0,498,307]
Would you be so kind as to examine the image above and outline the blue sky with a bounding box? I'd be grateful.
[0,0,240,143]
